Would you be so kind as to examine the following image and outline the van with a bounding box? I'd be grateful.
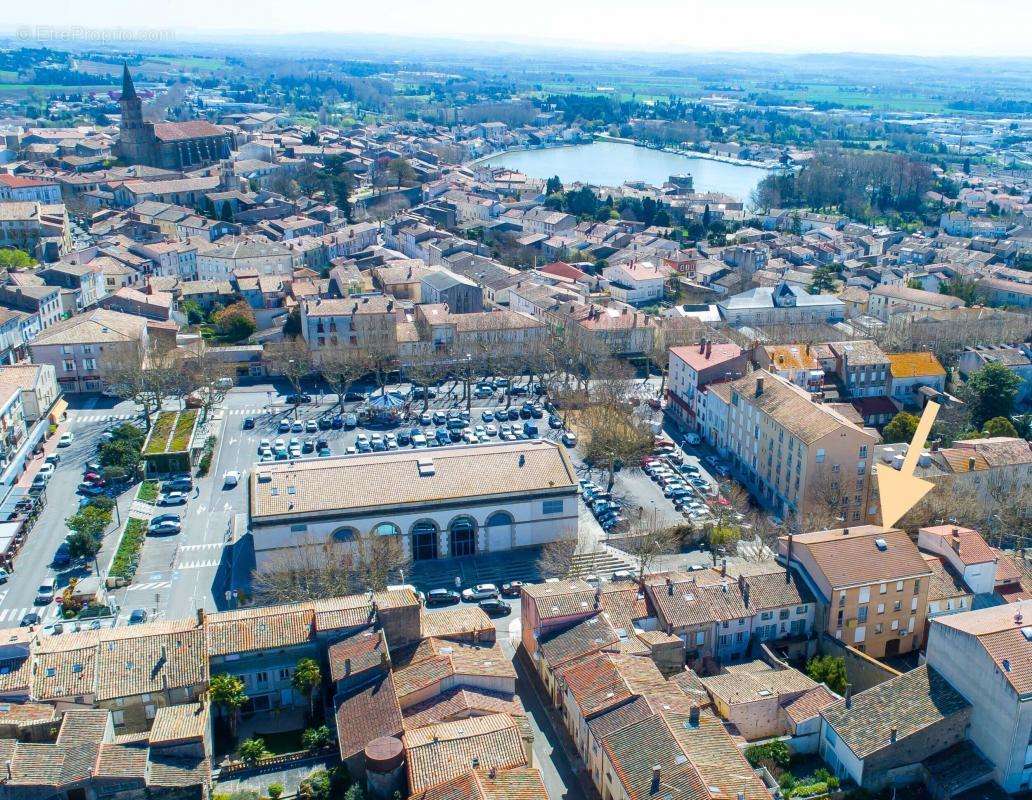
[522,422,539,438]
[215,377,234,390]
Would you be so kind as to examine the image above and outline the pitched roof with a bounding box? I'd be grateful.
[783,526,931,589]
[920,525,997,566]
[404,714,527,794]
[403,687,525,731]
[29,308,149,347]
[205,604,314,656]
[821,665,968,759]
[781,684,839,725]
[334,673,404,760]
[887,351,946,379]
[250,440,576,520]
[538,614,620,668]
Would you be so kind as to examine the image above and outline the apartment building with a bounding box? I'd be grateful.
[925,601,1032,794]
[887,351,947,408]
[779,526,932,658]
[0,201,71,260]
[868,284,964,320]
[299,294,399,354]
[27,308,158,394]
[717,370,879,523]
[667,340,748,430]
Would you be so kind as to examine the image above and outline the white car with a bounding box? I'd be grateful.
[37,463,56,480]
[683,433,701,445]
[562,432,578,447]
[411,433,427,448]
[385,433,399,450]
[35,579,56,605]
[461,583,499,602]
[57,432,74,447]
[224,470,241,488]
[484,424,498,437]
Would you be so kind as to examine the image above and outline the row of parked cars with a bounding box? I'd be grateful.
[579,479,627,531]
[257,436,332,461]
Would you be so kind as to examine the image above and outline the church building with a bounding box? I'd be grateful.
[116,65,232,170]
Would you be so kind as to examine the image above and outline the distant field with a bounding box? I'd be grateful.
[0,83,115,95]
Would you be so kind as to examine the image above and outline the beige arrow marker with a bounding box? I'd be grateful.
[875,400,940,529]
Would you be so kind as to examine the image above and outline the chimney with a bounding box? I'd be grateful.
[5,760,11,781]
[844,684,852,709]
[594,586,601,609]
[705,341,712,358]
[968,456,976,471]
[721,558,727,577]
[488,767,497,779]
[951,528,962,554]
[666,577,674,596]
[345,657,351,675]
[786,534,793,584]
[651,765,661,794]
[889,727,897,744]
[689,705,700,726]
[755,377,764,397]
[842,527,850,536]
[196,608,205,626]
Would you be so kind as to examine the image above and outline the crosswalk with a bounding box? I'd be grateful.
[124,581,173,593]
[71,412,137,425]
[0,605,60,625]
[177,560,222,570]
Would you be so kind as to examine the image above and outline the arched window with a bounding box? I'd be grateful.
[449,515,477,558]
[485,511,514,528]
[372,522,401,537]
[410,519,439,562]
[331,526,358,543]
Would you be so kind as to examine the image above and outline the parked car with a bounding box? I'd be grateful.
[20,612,40,627]
[548,415,563,429]
[611,569,634,582]
[52,543,71,568]
[290,420,304,433]
[318,416,332,430]
[682,433,701,446]
[37,463,56,480]
[158,491,189,506]
[243,417,255,430]
[343,391,365,402]
[397,429,413,447]
[286,393,312,405]
[425,588,461,607]
[478,598,511,618]
[76,482,104,496]
[163,477,193,493]
[461,583,499,602]
[305,420,318,433]
[224,470,241,488]
[44,453,60,466]
[500,581,525,598]
[128,609,148,624]
[57,432,74,447]
[0,569,8,584]
[278,419,291,433]
[432,411,447,425]
[148,519,182,535]
[302,440,315,454]
[35,580,56,605]
[561,432,578,447]
[507,408,520,421]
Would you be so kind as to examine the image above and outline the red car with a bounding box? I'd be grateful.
[83,472,105,486]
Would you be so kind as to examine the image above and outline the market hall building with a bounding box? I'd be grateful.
[247,440,580,566]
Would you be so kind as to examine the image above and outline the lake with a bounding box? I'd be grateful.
[479,140,770,202]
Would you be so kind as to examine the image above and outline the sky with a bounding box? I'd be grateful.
[7,0,1032,58]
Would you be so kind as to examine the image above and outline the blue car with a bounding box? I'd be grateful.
[331,415,344,429]
[318,417,332,430]
[242,417,255,430]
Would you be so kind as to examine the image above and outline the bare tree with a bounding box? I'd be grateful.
[579,399,654,491]
[102,340,189,430]
[183,348,235,423]
[363,340,398,398]
[625,507,683,586]
[350,528,411,592]
[265,338,313,417]
[252,537,355,605]
[536,537,578,579]
[406,359,450,413]
[316,345,367,414]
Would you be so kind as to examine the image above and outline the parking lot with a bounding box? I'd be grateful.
[0,374,759,633]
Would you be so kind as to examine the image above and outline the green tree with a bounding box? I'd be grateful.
[385,157,415,188]
[940,277,981,305]
[966,362,1022,427]
[545,175,563,195]
[181,300,205,325]
[283,306,302,338]
[882,411,920,444]
[66,505,110,542]
[211,301,257,342]
[66,528,102,561]
[0,248,34,270]
[219,202,234,222]
[805,654,847,694]
[238,737,267,765]
[292,657,323,720]
[983,416,1019,438]
[209,673,248,736]
[706,524,739,565]
[302,725,332,750]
